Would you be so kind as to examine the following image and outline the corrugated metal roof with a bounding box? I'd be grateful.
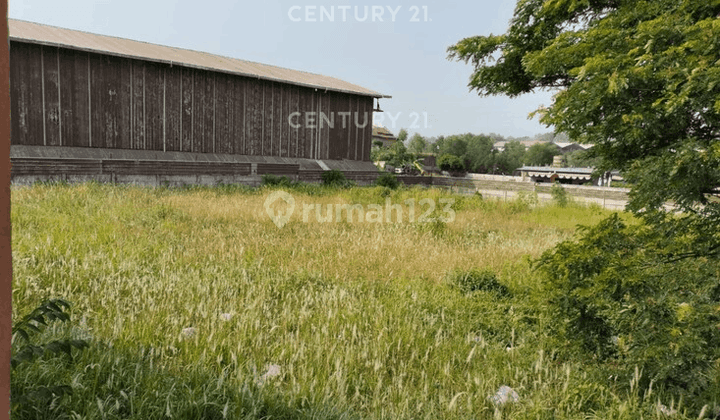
[518,166,595,174]
[8,18,391,99]
[553,142,593,150]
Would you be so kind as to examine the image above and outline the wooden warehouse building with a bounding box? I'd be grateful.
[8,19,390,185]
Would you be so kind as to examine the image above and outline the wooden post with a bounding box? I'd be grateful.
[1,2,14,417]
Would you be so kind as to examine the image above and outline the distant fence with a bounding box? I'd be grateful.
[397,175,630,210]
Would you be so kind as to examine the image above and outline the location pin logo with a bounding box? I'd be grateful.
[264,191,295,228]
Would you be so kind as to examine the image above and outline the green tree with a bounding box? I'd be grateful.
[524,142,561,166]
[439,134,469,158]
[497,140,527,173]
[373,141,416,169]
[448,0,720,258]
[427,135,445,155]
[423,136,438,153]
[407,133,428,155]
[464,135,495,173]
[565,148,600,168]
[396,128,409,144]
[447,0,720,405]
[437,154,465,173]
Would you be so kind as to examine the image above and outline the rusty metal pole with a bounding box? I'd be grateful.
[0,2,14,419]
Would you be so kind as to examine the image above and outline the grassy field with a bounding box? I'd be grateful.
[10,182,693,419]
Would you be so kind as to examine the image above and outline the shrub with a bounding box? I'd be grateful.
[537,214,720,406]
[415,216,447,237]
[448,268,510,297]
[550,182,569,207]
[375,172,400,189]
[261,174,295,187]
[509,190,538,213]
[11,299,89,414]
[321,169,353,188]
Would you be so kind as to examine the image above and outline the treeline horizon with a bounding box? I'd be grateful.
[373,129,598,175]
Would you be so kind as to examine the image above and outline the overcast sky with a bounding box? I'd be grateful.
[9,0,558,139]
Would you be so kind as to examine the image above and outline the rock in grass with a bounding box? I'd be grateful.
[220,313,233,321]
[257,364,281,386]
[181,327,196,339]
[489,385,519,405]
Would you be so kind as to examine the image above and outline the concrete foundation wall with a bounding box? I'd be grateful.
[8,146,629,209]
[10,145,380,187]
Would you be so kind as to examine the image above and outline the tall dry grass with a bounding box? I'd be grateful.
[10,182,687,420]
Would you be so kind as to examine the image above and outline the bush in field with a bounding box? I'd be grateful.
[321,169,354,188]
[538,214,720,406]
[11,299,88,415]
[509,190,538,213]
[550,182,569,207]
[448,268,510,297]
[375,172,400,189]
[261,174,295,188]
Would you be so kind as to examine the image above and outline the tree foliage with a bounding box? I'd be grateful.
[371,141,417,169]
[437,154,465,173]
[431,133,527,174]
[448,0,720,405]
[11,299,89,414]
[448,0,720,256]
[492,140,527,174]
[565,148,600,167]
[407,133,428,155]
[396,128,409,144]
[538,215,720,406]
[524,142,561,166]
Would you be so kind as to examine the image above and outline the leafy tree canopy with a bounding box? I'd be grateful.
[396,128,409,144]
[524,142,561,166]
[448,0,720,258]
[565,148,600,167]
[371,141,416,169]
[494,140,526,174]
[437,154,465,173]
[464,135,495,172]
[407,133,428,155]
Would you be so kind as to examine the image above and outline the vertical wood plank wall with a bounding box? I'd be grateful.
[10,42,374,161]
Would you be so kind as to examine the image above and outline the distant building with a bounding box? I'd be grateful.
[553,142,593,153]
[371,125,397,147]
[493,139,550,152]
[517,166,620,186]
[493,140,593,154]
